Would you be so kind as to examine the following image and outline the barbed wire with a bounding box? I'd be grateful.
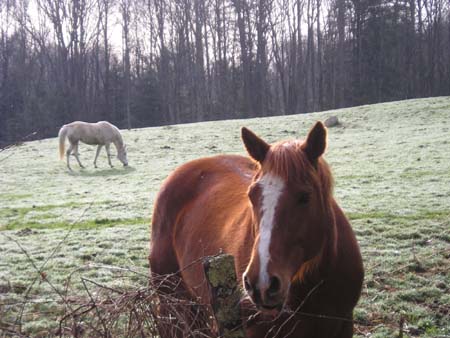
[1,138,449,337]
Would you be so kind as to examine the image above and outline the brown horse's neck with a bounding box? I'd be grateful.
[319,198,338,277]
[313,160,338,280]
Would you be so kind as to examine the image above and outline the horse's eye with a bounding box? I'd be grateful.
[297,192,310,205]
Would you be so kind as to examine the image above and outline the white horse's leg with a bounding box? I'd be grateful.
[66,143,74,171]
[73,143,85,168]
[94,145,103,168]
[105,143,113,167]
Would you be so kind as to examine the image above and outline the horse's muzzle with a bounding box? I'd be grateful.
[244,273,285,313]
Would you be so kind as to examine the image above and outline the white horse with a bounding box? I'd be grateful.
[58,121,128,170]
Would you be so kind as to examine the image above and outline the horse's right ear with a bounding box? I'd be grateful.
[302,121,327,161]
[241,127,270,163]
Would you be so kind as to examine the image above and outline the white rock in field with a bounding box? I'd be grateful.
[324,116,339,128]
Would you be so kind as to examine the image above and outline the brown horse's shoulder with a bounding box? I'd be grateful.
[151,154,255,288]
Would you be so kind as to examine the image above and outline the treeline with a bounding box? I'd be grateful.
[1,0,449,145]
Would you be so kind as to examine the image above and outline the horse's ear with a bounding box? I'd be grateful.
[302,121,327,161]
[241,127,270,163]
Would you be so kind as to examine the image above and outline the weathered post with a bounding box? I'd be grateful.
[203,254,246,338]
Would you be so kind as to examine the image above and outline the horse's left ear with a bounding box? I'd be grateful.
[241,127,270,163]
[302,121,327,161]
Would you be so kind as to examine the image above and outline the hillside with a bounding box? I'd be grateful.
[1,97,449,337]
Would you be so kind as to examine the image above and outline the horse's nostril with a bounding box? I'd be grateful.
[267,276,281,296]
[244,275,252,292]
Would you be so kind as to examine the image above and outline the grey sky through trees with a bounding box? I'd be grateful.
[1,0,449,145]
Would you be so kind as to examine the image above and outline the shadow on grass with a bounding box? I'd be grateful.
[67,166,136,177]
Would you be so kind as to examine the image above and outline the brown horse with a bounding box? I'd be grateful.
[149,122,364,338]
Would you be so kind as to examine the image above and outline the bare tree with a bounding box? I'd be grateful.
[2,0,450,144]
[120,0,132,129]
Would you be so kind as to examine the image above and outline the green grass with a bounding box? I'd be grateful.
[348,210,450,221]
[1,97,450,337]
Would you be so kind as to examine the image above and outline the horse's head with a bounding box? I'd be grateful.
[241,122,334,312]
[118,145,128,166]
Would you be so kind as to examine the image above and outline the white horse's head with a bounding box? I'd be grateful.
[118,145,128,166]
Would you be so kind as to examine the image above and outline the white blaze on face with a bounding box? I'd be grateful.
[258,174,285,286]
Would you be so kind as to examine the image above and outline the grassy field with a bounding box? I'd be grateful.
[1,97,449,337]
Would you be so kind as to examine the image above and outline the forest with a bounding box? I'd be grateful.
[1,0,449,145]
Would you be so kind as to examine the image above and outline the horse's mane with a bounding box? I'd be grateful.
[111,127,124,148]
[261,140,334,207]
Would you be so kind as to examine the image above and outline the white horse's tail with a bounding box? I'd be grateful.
[58,125,68,160]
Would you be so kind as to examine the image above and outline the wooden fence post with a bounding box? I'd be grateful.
[203,254,246,338]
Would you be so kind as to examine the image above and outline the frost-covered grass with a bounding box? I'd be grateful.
[1,97,450,337]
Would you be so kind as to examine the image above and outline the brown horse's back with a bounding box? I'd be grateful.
[150,155,256,300]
